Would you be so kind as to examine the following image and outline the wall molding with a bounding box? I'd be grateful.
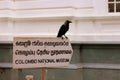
[1,62,120,70]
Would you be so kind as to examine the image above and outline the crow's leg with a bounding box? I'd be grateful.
[62,36,64,39]
[64,35,68,39]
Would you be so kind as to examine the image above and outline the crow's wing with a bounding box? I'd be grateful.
[57,25,68,37]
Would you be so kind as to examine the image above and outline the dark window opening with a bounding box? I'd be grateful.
[108,0,120,13]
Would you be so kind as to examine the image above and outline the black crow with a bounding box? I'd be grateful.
[57,20,72,39]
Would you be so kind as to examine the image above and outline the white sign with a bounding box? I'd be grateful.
[13,37,73,69]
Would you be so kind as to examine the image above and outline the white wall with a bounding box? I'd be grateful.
[1,0,120,43]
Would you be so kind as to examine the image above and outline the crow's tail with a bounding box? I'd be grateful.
[57,34,61,37]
